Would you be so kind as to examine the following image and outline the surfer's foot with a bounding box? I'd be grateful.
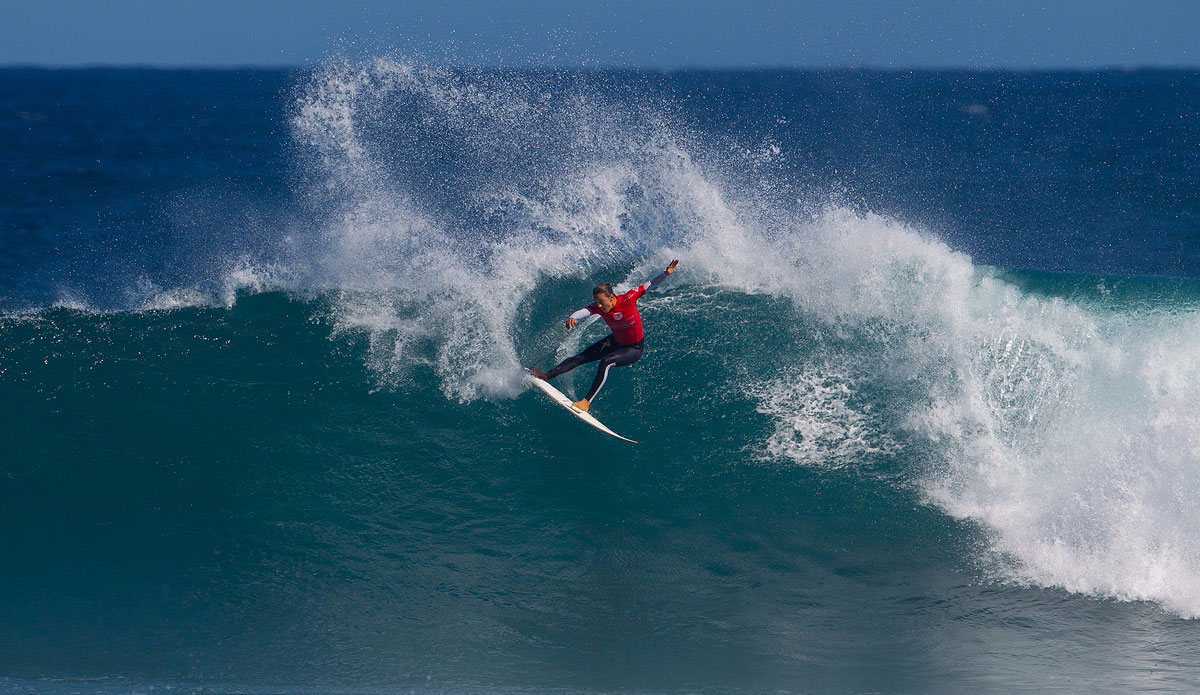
[572,398,590,412]
[528,367,549,380]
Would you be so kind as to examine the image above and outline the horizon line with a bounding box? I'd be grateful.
[3,61,1200,73]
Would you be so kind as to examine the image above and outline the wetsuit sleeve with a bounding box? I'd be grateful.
[643,269,671,292]
[571,307,594,320]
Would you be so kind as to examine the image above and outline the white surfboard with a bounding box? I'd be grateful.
[525,370,637,443]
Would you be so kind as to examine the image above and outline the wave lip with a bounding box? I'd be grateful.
[704,200,1200,620]
[917,302,1200,618]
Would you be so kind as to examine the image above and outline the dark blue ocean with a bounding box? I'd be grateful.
[3,63,1200,694]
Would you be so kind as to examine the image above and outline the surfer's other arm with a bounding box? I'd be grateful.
[564,259,679,329]
[565,307,591,330]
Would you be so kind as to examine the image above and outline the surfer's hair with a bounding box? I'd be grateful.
[592,283,616,297]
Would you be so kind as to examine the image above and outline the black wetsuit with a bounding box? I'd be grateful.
[546,335,643,402]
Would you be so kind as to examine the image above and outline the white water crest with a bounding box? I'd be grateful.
[721,201,1200,618]
[725,205,1200,619]
[919,301,1200,618]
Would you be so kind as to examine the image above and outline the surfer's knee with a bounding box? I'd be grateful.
[599,354,623,370]
[609,346,641,368]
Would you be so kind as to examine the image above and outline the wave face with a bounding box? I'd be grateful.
[4,64,1200,692]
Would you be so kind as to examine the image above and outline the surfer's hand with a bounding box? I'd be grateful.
[666,259,679,274]
[565,317,577,330]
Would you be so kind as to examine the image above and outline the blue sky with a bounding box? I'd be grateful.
[2,0,1195,68]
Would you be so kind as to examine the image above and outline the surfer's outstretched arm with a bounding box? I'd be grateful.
[642,259,680,292]
[563,259,679,330]
[564,258,681,328]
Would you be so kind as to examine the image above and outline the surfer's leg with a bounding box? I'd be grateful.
[546,335,613,379]
[582,343,643,403]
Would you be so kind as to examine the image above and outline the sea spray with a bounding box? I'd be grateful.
[286,59,1200,616]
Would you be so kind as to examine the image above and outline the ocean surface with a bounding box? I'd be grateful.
[3,63,1200,693]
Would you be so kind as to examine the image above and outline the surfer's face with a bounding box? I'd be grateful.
[594,292,617,312]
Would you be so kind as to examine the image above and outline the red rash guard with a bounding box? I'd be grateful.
[587,285,647,344]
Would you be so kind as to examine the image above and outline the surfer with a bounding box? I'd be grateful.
[529,260,679,412]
